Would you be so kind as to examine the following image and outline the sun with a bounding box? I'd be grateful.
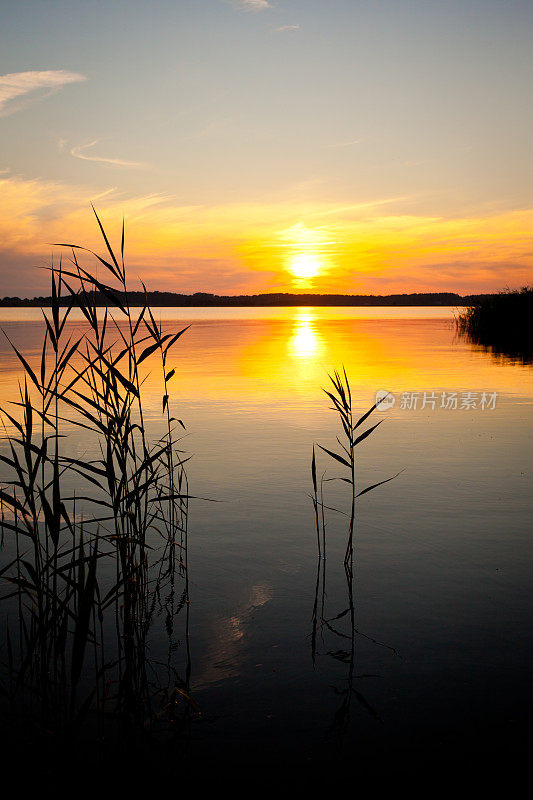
[279,223,330,285]
[290,252,322,280]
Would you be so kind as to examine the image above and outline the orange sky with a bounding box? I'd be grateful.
[1,174,532,296]
[1,1,533,296]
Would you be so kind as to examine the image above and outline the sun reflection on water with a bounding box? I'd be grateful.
[289,311,323,360]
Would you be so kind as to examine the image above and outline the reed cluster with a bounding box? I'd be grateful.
[0,209,195,752]
[456,286,533,362]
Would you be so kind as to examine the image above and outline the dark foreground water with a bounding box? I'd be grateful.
[1,307,531,775]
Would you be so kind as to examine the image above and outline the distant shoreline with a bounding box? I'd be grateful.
[0,291,486,307]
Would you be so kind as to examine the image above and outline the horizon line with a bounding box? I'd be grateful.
[0,289,502,307]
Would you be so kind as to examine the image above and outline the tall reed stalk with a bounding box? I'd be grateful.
[0,209,195,750]
[310,369,399,743]
[315,368,397,567]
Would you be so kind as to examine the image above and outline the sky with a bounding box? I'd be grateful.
[1,0,532,297]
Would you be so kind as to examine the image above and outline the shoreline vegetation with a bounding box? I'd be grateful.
[456,286,532,363]
[1,291,491,308]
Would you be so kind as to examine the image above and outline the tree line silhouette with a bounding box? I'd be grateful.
[0,291,490,307]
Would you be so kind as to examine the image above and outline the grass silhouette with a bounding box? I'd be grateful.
[456,286,533,363]
[0,209,196,753]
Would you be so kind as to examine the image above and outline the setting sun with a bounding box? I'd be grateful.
[289,252,322,280]
[279,222,331,286]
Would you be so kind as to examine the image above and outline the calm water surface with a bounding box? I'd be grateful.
[1,306,531,767]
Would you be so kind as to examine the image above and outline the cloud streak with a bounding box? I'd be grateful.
[70,140,147,168]
[275,25,300,33]
[0,70,86,117]
[227,0,272,12]
[329,138,361,148]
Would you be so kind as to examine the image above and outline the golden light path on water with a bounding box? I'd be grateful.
[289,311,323,361]
[0,307,532,421]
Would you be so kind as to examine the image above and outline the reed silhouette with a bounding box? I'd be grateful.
[314,369,398,567]
[311,369,399,747]
[0,209,197,760]
[456,286,533,364]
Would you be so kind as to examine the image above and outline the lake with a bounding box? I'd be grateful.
[1,306,531,772]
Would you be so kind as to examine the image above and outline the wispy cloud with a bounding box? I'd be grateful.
[329,138,361,148]
[70,140,146,168]
[226,0,272,12]
[275,25,300,33]
[0,70,86,117]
